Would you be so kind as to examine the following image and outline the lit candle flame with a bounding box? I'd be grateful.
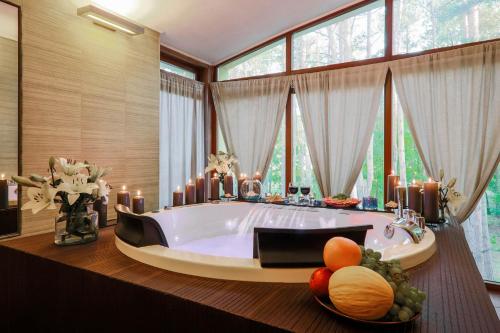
[214,173,218,178]
[0,174,4,180]
[255,171,261,176]
[390,169,394,175]
[188,178,192,184]
[412,179,416,185]
[122,185,126,191]
[397,180,401,186]
[428,177,432,182]
[198,173,202,178]
[176,185,181,191]
[137,190,141,196]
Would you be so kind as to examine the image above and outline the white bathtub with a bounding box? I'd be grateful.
[115,202,436,283]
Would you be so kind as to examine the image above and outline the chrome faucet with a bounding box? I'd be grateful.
[384,209,426,244]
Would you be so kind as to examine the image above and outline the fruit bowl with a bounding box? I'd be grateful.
[314,296,421,326]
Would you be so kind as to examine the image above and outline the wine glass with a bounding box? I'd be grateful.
[300,185,311,205]
[288,182,298,204]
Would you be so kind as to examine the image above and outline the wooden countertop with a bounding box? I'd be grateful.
[0,223,498,332]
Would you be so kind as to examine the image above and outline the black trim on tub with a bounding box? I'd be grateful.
[114,204,168,247]
[253,225,373,268]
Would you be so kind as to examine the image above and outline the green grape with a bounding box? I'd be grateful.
[373,251,382,260]
[401,306,414,318]
[389,303,400,316]
[409,291,419,302]
[398,282,410,292]
[375,269,385,277]
[398,310,410,322]
[390,267,402,275]
[413,302,422,313]
[417,290,426,301]
[385,275,393,282]
[366,257,376,265]
[366,248,374,255]
[362,263,374,270]
[395,291,405,305]
[405,298,415,309]
[389,282,398,293]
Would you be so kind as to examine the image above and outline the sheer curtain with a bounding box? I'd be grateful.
[390,41,500,223]
[293,63,388,197]
[159,71,204,207]
[211,76,291,178]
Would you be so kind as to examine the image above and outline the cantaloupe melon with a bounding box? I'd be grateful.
[328,266,394,320]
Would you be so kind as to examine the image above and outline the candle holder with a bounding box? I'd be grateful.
[241,179,263,202]
[362,196,378,211]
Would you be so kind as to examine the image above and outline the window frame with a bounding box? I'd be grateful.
[217,37,287,81]
[212,0,500,206]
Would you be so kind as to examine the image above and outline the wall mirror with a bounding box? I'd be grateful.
[0,0,20,238]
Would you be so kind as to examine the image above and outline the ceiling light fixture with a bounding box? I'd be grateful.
[77,4,144,36]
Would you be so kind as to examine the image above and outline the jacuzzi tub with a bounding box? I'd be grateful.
[115,202,436,283]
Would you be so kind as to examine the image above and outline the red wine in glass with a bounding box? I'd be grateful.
[300,186,311,196]
[289,185,299,195]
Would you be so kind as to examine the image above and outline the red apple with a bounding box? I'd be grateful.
[309,267,333,297]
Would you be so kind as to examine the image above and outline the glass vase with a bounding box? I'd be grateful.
[55,205,99,246]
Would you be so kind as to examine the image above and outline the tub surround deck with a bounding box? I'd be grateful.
[0,224,498,332]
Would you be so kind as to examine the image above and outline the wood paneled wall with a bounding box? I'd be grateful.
[0,36,18,179]
[17,0,160,235]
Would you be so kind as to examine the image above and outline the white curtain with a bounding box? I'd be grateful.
[159,71,204,207]
[211,76,291,178]
[390,41,500,223]
[293,63,388,197]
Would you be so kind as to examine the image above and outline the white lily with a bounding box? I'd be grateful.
[57,158,88,176]
[204,151,238,175]
[447,190,466,215]
[96,179,110,199]
[21,184,58,214]
[58,173,98,205]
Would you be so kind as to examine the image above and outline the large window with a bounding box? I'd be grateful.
[392,87,427,184]
[464,165,500,282]
[292,0,385,70]
[262,119,286,194]
[292,96,322,199]
[218,38,286,81]
[393,0,500,54]
[160,61,196,80]
[352,97,385,209]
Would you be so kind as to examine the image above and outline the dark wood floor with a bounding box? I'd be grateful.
[0,223,499,332]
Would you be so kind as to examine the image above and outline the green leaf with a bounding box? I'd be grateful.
[12,175,41,188]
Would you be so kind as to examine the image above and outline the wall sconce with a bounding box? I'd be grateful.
[77,4,144,35]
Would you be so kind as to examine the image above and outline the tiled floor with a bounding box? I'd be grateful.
[489,290,500,319]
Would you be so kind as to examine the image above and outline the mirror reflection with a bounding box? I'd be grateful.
[0,0,19,236]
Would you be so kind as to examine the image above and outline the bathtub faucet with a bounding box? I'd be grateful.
[384,209,425,244]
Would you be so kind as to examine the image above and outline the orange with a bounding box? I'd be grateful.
[323,237,362,272]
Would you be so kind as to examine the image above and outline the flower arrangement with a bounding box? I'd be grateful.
[204,151,237,182]
[434,169,465,217]
[13,157,111,245]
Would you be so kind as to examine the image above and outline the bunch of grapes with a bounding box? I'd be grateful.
[360,246,426,322]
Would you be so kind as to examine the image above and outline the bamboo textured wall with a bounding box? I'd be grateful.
[0,36,18,179]
[16,0,160,235]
